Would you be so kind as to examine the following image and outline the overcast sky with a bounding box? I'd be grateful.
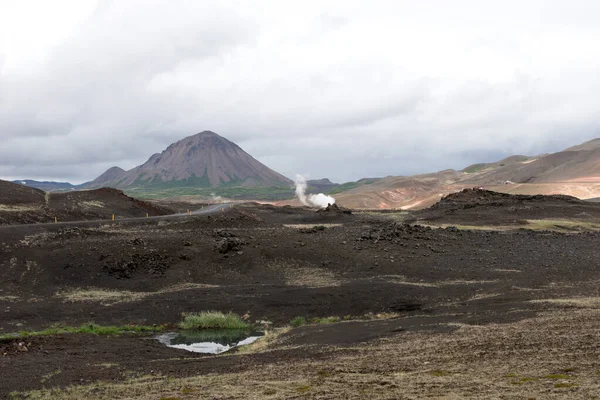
[1,0,599,184]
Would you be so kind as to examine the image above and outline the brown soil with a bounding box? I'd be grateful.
[1,198,600,398]
[414,188,600,226]
[0,180,173,225]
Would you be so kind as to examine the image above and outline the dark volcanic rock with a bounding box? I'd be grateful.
[318,203,352,215]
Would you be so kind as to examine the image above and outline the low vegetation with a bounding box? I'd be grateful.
[290,316,307,327]
[179,311,249,330]
[0,323,163,341]
[326,179,377,195]
[289,312,399,328]
[127,186,294,201]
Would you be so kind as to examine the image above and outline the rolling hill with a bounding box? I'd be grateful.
[0,179,171,225]
[11,180,77,192]
[335,138,600,209]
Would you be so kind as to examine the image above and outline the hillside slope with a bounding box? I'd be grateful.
[336,138,600,209]
[0,180,171,225]
[85,167,126,189]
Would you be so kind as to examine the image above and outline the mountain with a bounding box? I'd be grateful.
[307,178,339,192]
[12,180,76,192]
[84,166,126,189]
[92,131,292,192]
[335,138,600,209]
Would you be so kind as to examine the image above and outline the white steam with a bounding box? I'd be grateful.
[294,175,336,209]
[210,192,225,203]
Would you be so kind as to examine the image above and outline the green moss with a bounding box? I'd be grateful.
[179,311,248,330]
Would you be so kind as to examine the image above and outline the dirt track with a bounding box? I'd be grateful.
[2,199,600,398]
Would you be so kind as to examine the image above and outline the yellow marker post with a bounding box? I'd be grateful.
[146,213,149,218]
[54,216,57,223]
[112,214,115,221]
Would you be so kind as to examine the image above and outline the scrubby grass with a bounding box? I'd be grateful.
[57,283,219,306]
[311,316,341,324]
[544,373,571,380]
[0,323,163,341]
[179,311,248,330]
[524,219,600,232]
[289,312,400,328]
[554,383,578,388]
[290,316,307,327]
[427,219,600,233]
[127,186,294,201]
[429,370,452,377]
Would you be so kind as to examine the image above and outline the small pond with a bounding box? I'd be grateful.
[156,329,264,354]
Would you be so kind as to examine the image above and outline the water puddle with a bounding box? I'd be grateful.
[156,329,264,354]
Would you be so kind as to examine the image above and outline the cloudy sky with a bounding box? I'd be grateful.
[1,0,599,184]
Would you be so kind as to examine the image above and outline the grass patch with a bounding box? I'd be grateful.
[524,219,600,232]
[311,316,341,324]
[544,374,570,380]
[295,385,312,393]
[554,383,578,388]
[289,316,341,326]
[519,377,538,383]
[326,179,378,195]
[179,311,248,330]
[429,370,452,377]
[290,316,307,327]
[57,283,219,306]
[289,312,400,328]
[40,370,61,384]
[127,185,294,201]
[423,219,600,233]
[0,323,163,341]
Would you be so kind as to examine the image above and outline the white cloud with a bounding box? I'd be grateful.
[1,0,599,183]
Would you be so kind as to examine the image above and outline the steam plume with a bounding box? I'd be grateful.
[294,175,335,209]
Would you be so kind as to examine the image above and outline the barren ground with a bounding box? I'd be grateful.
[1,197,600,399]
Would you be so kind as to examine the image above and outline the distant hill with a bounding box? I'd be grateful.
[335,138,600,209]
[0,179,171,225]
[87,131,292,199]
[12,180,76,192]
[84,166,126,189]
[307,178,339,193]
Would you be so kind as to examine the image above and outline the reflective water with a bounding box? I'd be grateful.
[156,329,264,354]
